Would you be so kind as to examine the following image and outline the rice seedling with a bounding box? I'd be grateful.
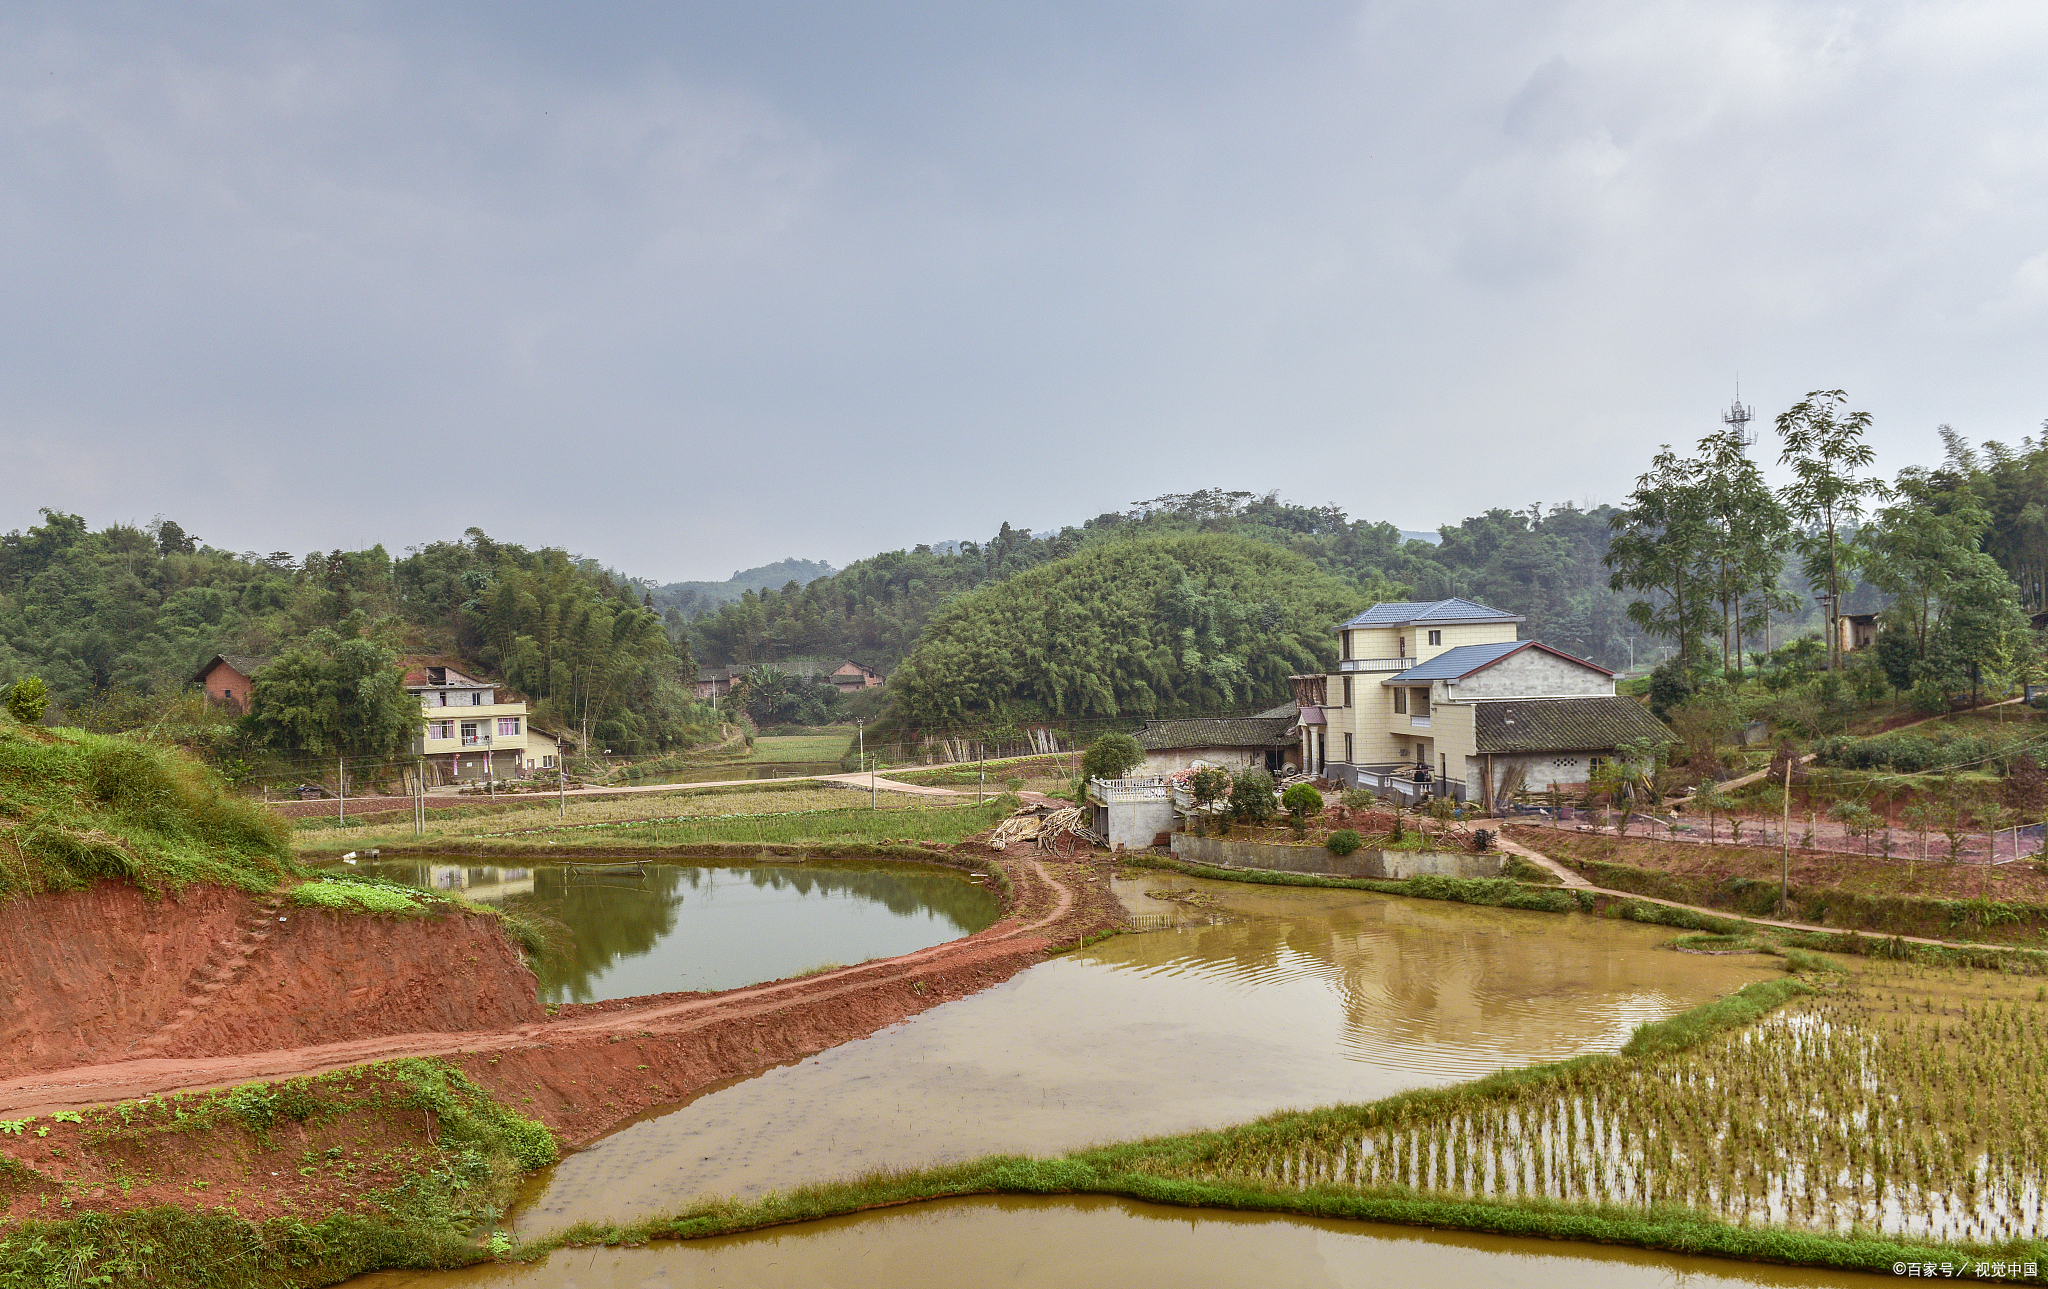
[1167,960,2048,1245]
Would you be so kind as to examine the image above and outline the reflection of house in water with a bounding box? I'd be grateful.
[424,864,534,902]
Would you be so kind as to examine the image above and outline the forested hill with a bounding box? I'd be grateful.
[886,532,1364,725]
[690,490,1651,675]
[649,558,835,619]
[0,517,708,755]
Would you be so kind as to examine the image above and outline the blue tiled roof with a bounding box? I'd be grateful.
[1380,641,1529,684]
[1340,597,1524,628]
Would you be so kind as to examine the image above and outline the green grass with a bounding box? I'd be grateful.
[610,798,1013,848]
[0,719,293,902]
[747,733,855,763]
[1123,855,1584,915]
[288,879,427,915]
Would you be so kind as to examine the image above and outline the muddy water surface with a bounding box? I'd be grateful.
[332,859,999,1003]
[358,1196,1890,1288]
[514,872,1777,1231]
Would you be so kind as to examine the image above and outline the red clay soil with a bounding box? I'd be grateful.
[0,882,542,1081]
[1506,823,2048,903]
[0,850,1120,1153]
[0,851,1122,1228]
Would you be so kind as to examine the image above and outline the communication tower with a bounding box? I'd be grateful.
[1722,382,1755,447]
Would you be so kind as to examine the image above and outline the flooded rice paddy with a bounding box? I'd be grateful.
[511,871,1777,1232]
[330,858,1000,1003]
[356,1195,1891,1288]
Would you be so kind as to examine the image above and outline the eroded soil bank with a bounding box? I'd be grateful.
[0,851,1124,1233]
[0,880,541,1080]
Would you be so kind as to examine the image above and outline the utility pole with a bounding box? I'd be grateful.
[559,756,567,820]
[1780,758,1793,915]
[978,739,985,804]
[338,756,345,824]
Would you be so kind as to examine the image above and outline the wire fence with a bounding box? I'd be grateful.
[1511,803,2045,866]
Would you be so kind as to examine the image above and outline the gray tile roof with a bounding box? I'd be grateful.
[1134,715,1297,751]
[1474,697,1673,754]
[1341,597,1524,629]
[1381,641,1529,683]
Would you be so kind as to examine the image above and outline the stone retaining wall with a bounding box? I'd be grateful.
[1170,832,1505,880]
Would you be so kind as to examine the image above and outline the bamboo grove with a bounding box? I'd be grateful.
[1150,960,2048,1247]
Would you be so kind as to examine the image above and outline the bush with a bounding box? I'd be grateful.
[5,676,48,725]
[1231,768,1277,825]
[1326,829,1362,857]
[1280,783,1323,836]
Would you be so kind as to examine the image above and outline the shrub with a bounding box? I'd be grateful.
[1280,783,1323,837]
[1231,768,1277,825]
[1325,829,1362,857]
[5,676,48,725]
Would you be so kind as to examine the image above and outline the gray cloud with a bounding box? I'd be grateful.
[1,1,2043,578]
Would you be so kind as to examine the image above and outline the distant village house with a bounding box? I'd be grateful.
[693,658,884,700]
[191,654,271,714]
[405,663,571,782]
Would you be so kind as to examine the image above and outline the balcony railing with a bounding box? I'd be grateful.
[1338,657,1415,673]
[1409,715,1432,728]
[1088,775,1169,804]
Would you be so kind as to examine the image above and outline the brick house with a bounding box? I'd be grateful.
[191,654,271,713]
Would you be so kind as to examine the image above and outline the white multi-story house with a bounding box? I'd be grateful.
[1302,598,1671,806]
[405,664,567,782]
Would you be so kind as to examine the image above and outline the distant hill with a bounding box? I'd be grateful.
[651,558,836,619]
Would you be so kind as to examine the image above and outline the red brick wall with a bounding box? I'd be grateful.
[199,661,253,710]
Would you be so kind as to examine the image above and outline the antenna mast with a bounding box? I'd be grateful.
[1722,381,1755,448]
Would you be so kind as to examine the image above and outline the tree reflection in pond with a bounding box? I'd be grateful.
[338,858,1000,1003]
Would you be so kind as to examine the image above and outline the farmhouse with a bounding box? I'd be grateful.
[404,662,571,782]
[1130,705,1300,776]
[1309,598,1671,805]
[191,654,271,713]
[694,657,884,700]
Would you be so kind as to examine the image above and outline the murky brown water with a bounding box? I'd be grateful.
[355,1195,1892,1288]
[512,873,1777,1233]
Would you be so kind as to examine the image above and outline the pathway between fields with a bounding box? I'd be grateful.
[0,857,1080,1119]
[1496,832,2029,952]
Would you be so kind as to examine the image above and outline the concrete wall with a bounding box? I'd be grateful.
[1171,832,1506,879]
[1141,747,1268,775]
[1449,648,1612,698]
[1096,797,1178,851]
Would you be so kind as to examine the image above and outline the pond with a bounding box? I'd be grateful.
[511,871,1779,1232]
[353,1195,1889,1288]
[325,858,1002,1003]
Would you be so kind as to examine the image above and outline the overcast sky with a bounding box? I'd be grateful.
[2,2,2043,583]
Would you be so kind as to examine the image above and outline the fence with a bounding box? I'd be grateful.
[1512,803,2044,866]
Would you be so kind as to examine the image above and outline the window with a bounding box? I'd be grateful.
[1397,635,1406,656]
[1342,676,1353,707]
[541,755,557,769]
[1343,733,1353,763]
[427,720,453,741]
[1412,687,1430,716]
[1588,756,1605,779]
[497,717,521,737]
[1428,630,1441,646]
[468,691,483,706]
[1393,687,1407,714]
[1341,631,1352,661]
[460,721,480,746]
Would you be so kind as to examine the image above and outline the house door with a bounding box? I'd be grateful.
[1265,749,1283,773]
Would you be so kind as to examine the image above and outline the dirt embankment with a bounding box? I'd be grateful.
[0,881,543,1081]
[0,851,1126,1228]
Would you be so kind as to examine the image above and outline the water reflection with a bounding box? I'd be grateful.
[331,859,1000,1003]
[353,1195,1890,1288]
[513,873,1776,1231]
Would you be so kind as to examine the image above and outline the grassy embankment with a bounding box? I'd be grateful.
[291,780,1018,859]
[508,960,2045,1280]
[0,719,293,902]
[0,1060,555,1289]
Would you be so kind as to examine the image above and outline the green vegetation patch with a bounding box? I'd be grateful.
[0,724,291,902]
[1125,855,1582,915]
[0,1059,555,1289]
[288,879,426,915]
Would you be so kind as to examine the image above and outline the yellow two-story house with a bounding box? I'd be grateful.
[406,664,566,783]
[1302,598,1670,807]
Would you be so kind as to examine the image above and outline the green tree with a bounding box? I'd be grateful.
[5,675,48,725]
[1775,391,1879,670]
[1606,446,1716,669]
[242,631,417,760]
[1697,426,1790,678]
[1080,732,1145,781]
[1230,768,1278,826]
